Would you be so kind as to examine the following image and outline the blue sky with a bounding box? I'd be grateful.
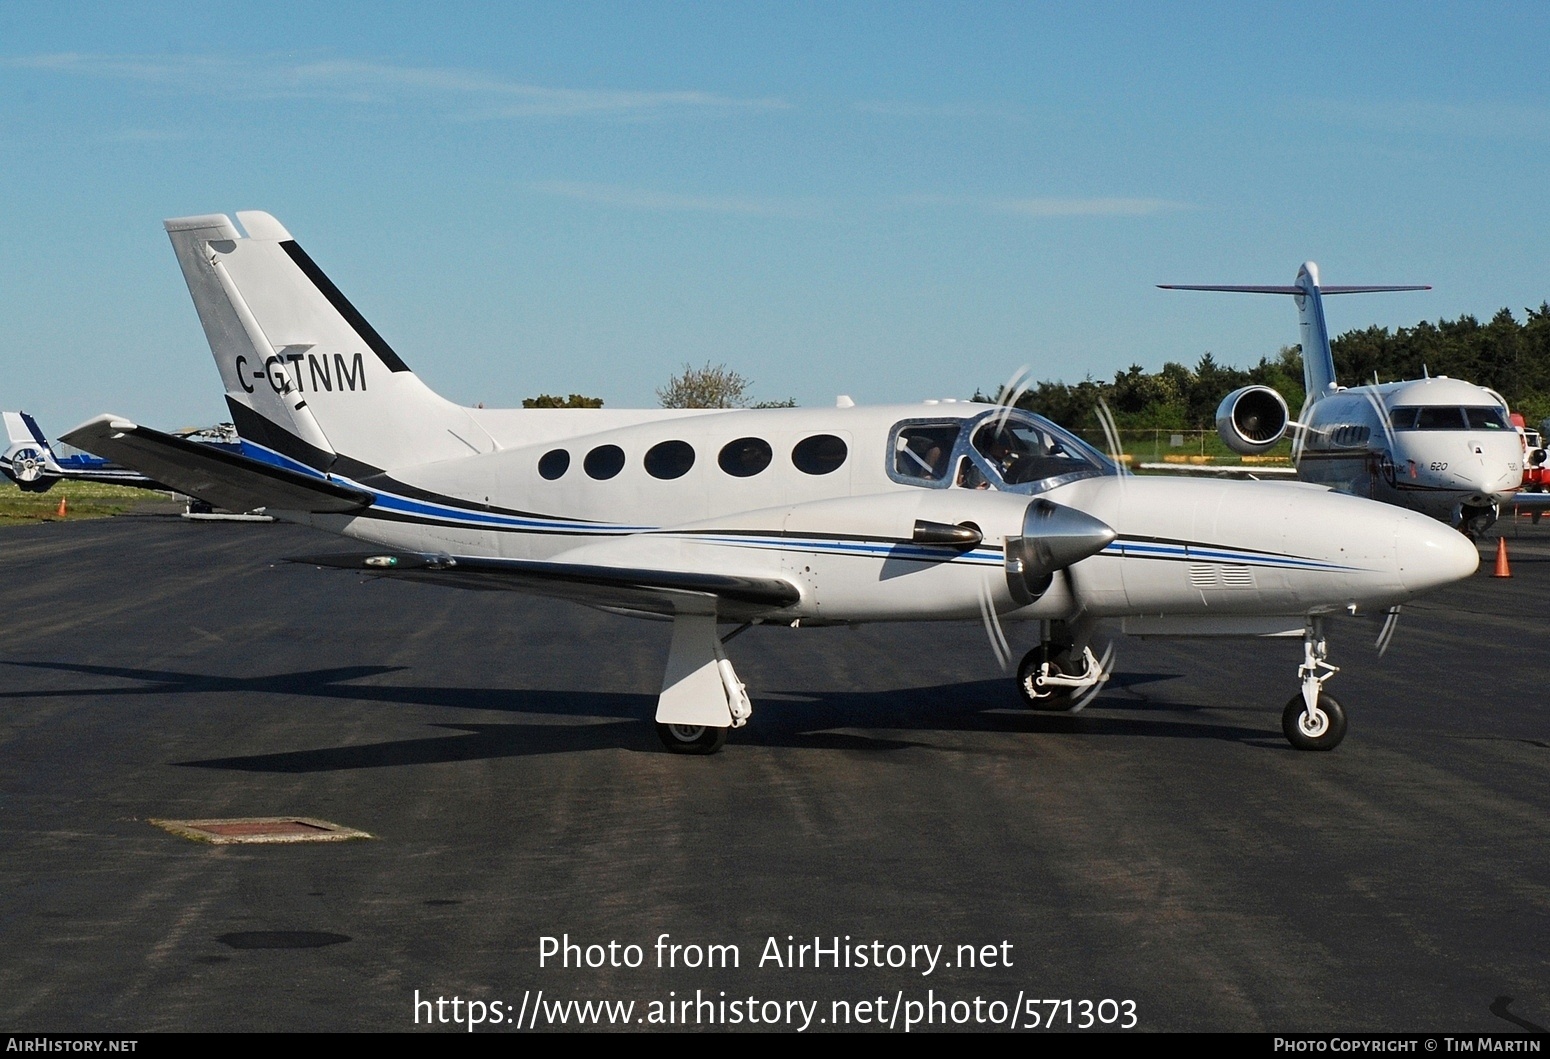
[2,2,1548,430]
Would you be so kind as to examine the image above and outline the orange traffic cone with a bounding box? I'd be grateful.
[1492,537,1512,578]
[55,497,67,518]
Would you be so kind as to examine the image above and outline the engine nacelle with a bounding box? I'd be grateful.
[1215,386,1290,456]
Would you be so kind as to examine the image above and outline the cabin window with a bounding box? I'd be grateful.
[893,425,960,482]
[719,437,772,477]
[538,449,570,480]
[792,434,848,475]
[584,444,626,480]
[644,440,695,480]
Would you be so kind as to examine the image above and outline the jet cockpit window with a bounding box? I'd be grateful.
[1464,406,1510,430]
[1391,406,1509,431]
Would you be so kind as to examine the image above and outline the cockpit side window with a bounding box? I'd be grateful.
[893,424,960,482]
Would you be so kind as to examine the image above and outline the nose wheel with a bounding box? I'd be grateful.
[1286,617,1347,750]
[1282,693,1347,751]
[1016,636,1109,713]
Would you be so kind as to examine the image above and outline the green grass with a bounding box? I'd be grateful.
[0,479,169,526]
[1070,428,1296,464]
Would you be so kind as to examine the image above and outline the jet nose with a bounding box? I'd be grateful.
[1396,515,1479,594]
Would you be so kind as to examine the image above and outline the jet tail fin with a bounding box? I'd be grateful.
[1161,264,1429,407]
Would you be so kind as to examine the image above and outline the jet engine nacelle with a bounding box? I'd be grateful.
[1215,385,1290,456]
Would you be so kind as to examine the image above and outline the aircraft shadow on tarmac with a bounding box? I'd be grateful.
[2,660,1289,771]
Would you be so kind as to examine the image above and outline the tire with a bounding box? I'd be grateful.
[1282,693,1347,751]
[1016,647,1080,712]
[655,722,729,755]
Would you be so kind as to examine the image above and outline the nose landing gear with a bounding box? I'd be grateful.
[1284,618,1347,750]
[1015,620,1111,713]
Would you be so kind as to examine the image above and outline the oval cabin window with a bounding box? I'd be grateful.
[538,449,570,480]
[718,437,773,477]
[792,434,848,475]
[644,440,696,480]
[584,444,626,480]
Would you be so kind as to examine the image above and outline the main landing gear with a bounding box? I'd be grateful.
[653,614,751,755]
[1282,617,1347,751]
[1016,620,1110,712]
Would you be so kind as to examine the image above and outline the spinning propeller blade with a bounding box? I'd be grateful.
[1374,605,1401,658]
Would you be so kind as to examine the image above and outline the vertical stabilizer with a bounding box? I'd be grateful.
[1294,262,1337,402]
[1,410,61,488]
[165,212,494,477]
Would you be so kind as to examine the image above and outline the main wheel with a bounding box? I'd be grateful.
[1016,647,1080,712]
[1281,693,1347,751]
[656,722,729,755]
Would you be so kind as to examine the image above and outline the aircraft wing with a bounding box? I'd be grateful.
[61,415,372,514]
[289,550,800,617]
[1507,492,1550,512]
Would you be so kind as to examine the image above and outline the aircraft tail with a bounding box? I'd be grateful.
[164,212,494,478]
[1160,264,1429,408]
[1,410,62,490]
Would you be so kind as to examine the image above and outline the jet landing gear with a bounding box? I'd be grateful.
[1282,618,1348,751]
[1016,621,1110,712]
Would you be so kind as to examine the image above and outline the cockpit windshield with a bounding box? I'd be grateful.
[888,411,1113,493]
[1390,405,1511,431]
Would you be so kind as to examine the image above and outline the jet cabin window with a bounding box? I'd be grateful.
[1391,406,1510,431]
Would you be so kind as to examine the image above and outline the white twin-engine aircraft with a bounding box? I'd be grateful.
[1168,264,1528,538]
[64,213,1480,755]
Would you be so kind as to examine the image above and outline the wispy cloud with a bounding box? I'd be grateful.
[528,180,815,217]
[1304,98,1550,140]
[900,193,1190,218]
[3,53,788,119]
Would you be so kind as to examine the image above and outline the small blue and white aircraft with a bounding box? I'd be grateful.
[2,410,167,492]
[1167,264,1526,537]
[64,214,1481,753]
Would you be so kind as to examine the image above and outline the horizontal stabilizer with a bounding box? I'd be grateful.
[1157,284,1430,294]
[60,415,373,514]
[290,550,800,612]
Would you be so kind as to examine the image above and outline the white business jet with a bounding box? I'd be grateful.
[63,214,1479,754]
[1166,264,1525,537]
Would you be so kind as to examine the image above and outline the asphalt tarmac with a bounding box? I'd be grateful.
[1,509,1546,1033]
